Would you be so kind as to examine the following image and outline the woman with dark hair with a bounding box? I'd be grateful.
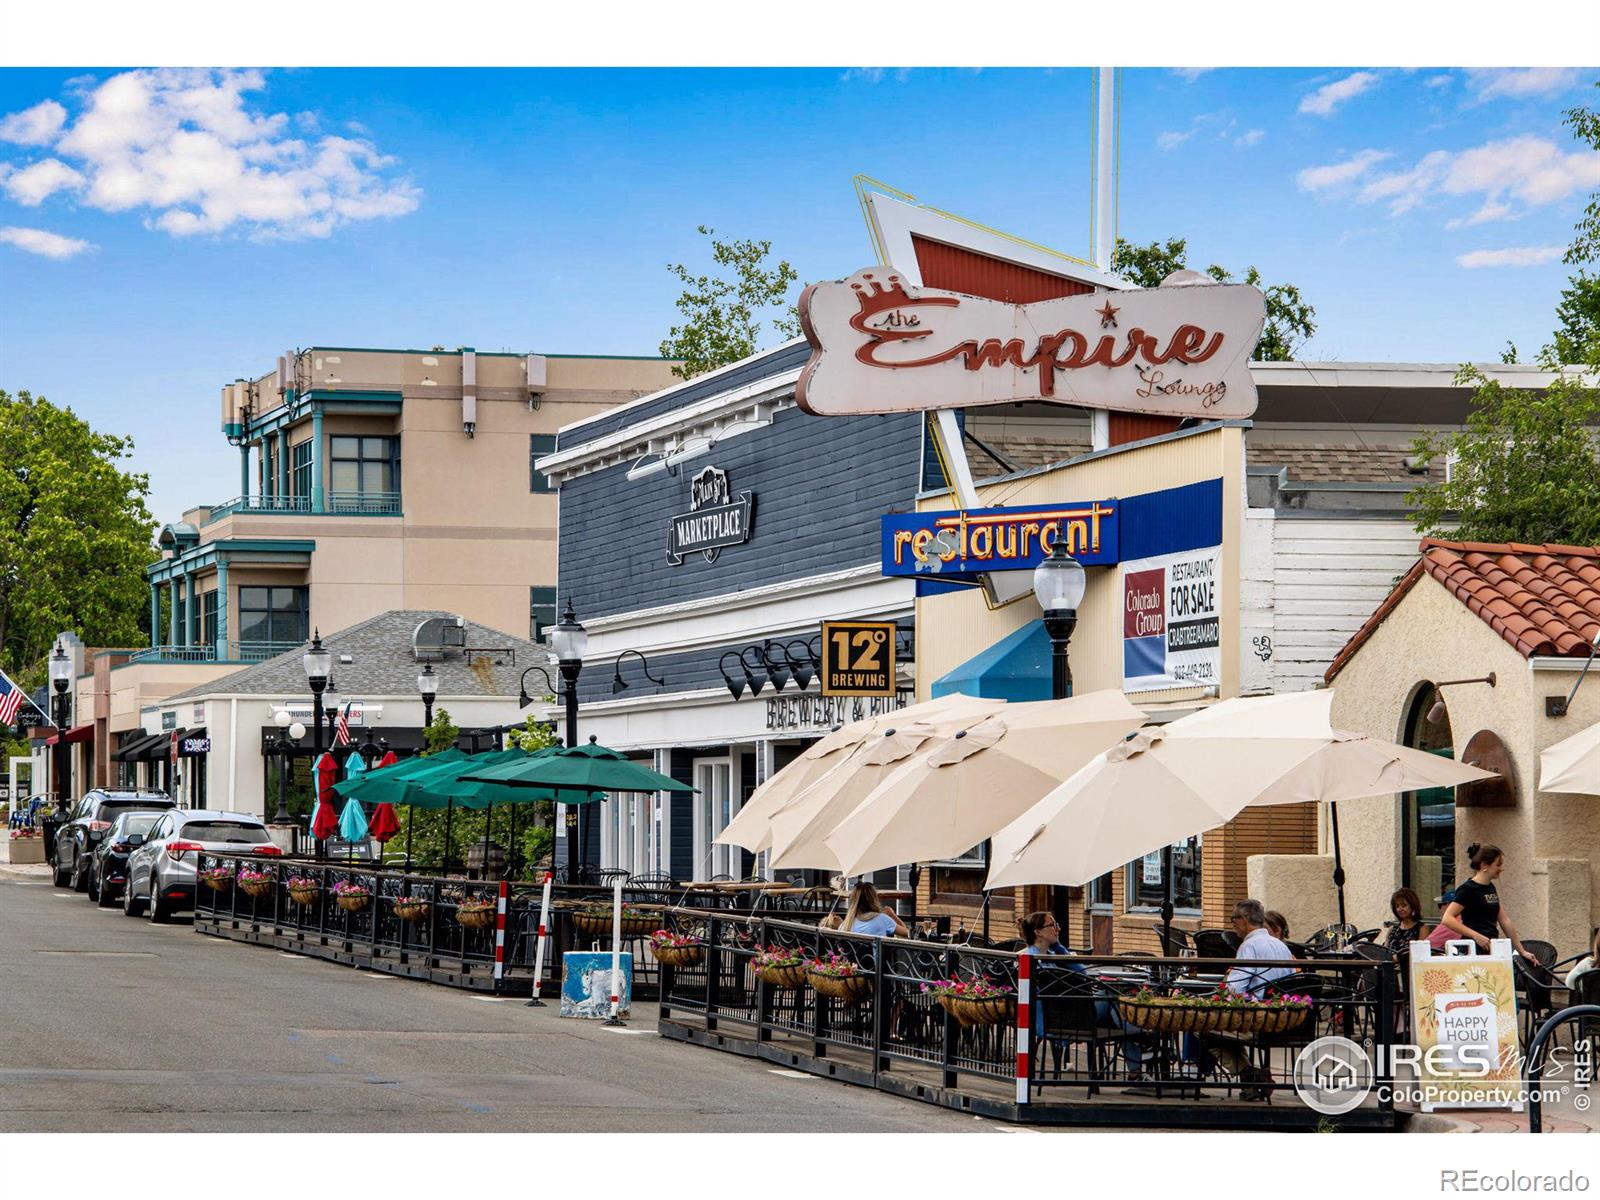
[1019,910,1070,957]
[1384,887,1429,956]
[1436,843,1539,963]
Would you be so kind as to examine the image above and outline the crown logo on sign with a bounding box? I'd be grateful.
[849,272,914,318]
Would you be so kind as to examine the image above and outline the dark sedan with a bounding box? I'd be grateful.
[87,810,166,907]
[51,789,174,891]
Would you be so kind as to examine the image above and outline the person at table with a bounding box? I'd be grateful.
[1566,929,1600,990]
[821,881,907,937]
[1192,899,1294,1098]
[1265,910,1291,944]
[1436,844,1539,964]
[1383,887,1429,956]
[1018,912,1149,1083]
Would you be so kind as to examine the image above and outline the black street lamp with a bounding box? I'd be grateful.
[549,600,587,879]
[1032,539,1087,941]
[270,708,306,824]
[418,663,437,728]
[49,640,72,804]
[302,631,331,846]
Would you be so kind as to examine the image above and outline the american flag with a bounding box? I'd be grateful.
[0,669,26,728]
[334,702,352,747]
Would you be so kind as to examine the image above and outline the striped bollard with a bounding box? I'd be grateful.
[1015,952,1031,1105]
[492,879,508,987]
[527,871,554,1006]
[602,873,625,1026]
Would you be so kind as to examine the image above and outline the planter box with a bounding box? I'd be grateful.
[7,837,45,864]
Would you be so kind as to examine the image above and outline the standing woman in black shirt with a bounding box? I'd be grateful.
[1438,843,1539,964]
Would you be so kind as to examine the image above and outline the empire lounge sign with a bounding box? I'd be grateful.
[795,268,1266,420]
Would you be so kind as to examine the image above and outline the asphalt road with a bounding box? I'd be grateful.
[0,877,988,1133]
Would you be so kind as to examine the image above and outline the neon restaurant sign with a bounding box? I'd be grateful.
[882,500,1118,579]
[796,268,1265,420]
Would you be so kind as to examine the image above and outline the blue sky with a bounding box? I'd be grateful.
[1,65,1597,524]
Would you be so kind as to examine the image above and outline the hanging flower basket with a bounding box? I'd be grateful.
[750,946,808,989]
[286,876,320,907]
[573,904,658,939]
[1116,989,1313,1036]
[922,978,1016,1026]
[650,929,704,968]
[332,881,371,913]
[457,899,497,929]
[392,898,431,923]
[198,866,234,892]
[237,867,274,898]
[807,952,872,1004]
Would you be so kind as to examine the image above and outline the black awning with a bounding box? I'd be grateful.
[137,728,184,762]
[113,731,162,762]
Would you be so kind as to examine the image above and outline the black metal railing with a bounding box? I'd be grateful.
[657,912,1401,1124]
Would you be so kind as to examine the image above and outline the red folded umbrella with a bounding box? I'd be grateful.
[376,750,398,769]
[368,802,402,843]
[312,753,340,839]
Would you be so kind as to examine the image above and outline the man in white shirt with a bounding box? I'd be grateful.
[1202,899,1296,1098]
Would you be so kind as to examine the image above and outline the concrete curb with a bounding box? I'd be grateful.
[1399,1110,1478,1133]
[0,863,54,881]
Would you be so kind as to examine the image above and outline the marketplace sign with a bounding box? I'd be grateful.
[1122,545,1222,693]
[882,500,1118,579]
[796,268,1265,420]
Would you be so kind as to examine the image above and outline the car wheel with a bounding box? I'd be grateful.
[123,873,146,917]
[150,881,171,924]
[71,849,90,893]
[86,862,100,902]
[52,854,71,888]
[95,870,116,908]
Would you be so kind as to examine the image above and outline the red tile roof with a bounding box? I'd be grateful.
[1325,539,1600,682]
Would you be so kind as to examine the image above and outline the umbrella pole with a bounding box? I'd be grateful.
[980,839,992,941]
[508,803,518,880]
[404,807,414,875]
[444,798,455,875]
[1160,843,1175,969]
[1330,801,1347,925]
[482,802,494,879]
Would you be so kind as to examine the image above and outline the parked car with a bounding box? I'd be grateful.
[87,810,167,907]
[51,789,174,891]
[123,809,281,922]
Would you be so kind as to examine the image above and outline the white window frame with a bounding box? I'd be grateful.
[691,755,738,882]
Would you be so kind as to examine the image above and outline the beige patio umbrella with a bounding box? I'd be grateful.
[823,689,1147,878]
[1538,721,1600,795]
[987,691,1494,941]
[716,692,1005,855]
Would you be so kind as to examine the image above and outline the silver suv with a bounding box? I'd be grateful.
[123,809,281,922]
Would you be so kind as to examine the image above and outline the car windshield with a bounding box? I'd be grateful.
[180,822,271,844]
[97,798,173,820]
[120,815,162,836]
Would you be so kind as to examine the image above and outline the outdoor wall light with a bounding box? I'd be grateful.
[719,649,759,700]
[1547,630,1600,717]
[1427,672,1497,724]
[611,649,666,695]
[761,641,791,691]
[517,665,557,709]
[784,639,818,691]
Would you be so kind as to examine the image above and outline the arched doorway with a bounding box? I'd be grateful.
[1401,681,1455,918]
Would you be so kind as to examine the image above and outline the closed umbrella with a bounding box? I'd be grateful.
[369,802,402,843]
[1538,721,1600,795]
[823,690,1146,877]
[344,750,369,779]
[717,693,1007,854]
[311,753,341,841]
[376,749,399,770]
[338,795,370,862]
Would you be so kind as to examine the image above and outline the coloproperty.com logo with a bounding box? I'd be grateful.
[1291,1034,1595,1115]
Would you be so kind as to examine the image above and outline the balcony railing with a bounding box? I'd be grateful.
[204,495,313,523]
[327,490,402,515]
[125,640,301,665]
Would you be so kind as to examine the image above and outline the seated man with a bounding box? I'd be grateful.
[1196,899,1295,1098]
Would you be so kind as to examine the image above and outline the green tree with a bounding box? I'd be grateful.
[1552,272,1600,366]
[1111,237,1317,361]
[1407,362,1600,544]
[659,226,801,380]
[420,706,460,756]
[1564,82,1600,267]
[0,390,156,680]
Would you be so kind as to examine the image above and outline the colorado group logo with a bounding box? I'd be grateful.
[1292,1036,1375,1115]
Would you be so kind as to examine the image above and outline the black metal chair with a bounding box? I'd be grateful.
[1191,929,1236,959]
[1036,971,1115,1092]
[1306,923,1358,953]
[1351,928,1382,944]
[1522,939,1558,970]
[1157,926,1194,957]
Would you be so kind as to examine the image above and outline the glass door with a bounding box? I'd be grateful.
[692,759,735,880]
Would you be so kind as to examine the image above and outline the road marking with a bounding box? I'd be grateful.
[472,996,506,1003]
[278,953,309,960]
[36,950,156,958]
[768,1069,816,1079]
[356,972,395,980]
[601,1027,650,1035]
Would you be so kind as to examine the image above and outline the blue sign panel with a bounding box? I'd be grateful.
[881,477,1222,593]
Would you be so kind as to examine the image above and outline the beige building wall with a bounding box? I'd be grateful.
[1328,572,1599,952]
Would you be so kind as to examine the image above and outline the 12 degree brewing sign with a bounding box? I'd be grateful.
[821,621,897,698]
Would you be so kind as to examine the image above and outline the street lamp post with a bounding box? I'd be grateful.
[49,641,73,804]
[549,601,588,880]
[302,632,331,852]
[418,663,437,729]
[271,709,307,825]
[1032,539,1088,942]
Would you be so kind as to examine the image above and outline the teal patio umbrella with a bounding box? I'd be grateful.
[460,739,695,796]
[337,795,370,863]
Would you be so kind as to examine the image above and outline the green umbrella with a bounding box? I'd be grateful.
[460,740,697,795]
[332,746,468,805]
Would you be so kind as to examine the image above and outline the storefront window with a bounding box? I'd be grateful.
[192,589,217,648]
[530,586,557,641]
[1088,872,1113,908]
[330,436,398,495]
[1125,836,1202,911]
[1403,682,1455,919]
[238,586,309,647]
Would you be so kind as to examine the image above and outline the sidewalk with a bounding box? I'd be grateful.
[0,835,52,880]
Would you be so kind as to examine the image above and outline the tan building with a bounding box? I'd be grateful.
[94,345,676,792]
[1309,538,1600,958]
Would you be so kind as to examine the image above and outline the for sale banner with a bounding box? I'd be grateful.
[1121,545,1222,693]
[1408,939,1522,1111]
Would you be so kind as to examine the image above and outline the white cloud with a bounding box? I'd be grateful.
[0,69,420,241]
[0,99,67,145]
[1358,134,1600,219]
[1445,200,1514,229]
[1456,245,1565,268]
[1296,149,1391,192]
[1157,129,1195,151]
[1424,74,1454,90]
[1299,71,1380,116]
[0,225,94,259]
[1171,68,1213,82]
[1467,68,1584,100]
[3,158,84,205]
[1234,128,1265,149]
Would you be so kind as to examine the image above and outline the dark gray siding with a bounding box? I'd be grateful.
[669,749,695,882]
[558,405,923,620]
[558,342,811,449]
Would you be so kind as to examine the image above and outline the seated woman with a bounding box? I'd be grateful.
[1017,911,1149,1087]
[1383,887,1429,956]
[1265,910,1293,949]
[821,881,908,937]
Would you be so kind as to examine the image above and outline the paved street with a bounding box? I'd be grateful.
[0,878,983,1133]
